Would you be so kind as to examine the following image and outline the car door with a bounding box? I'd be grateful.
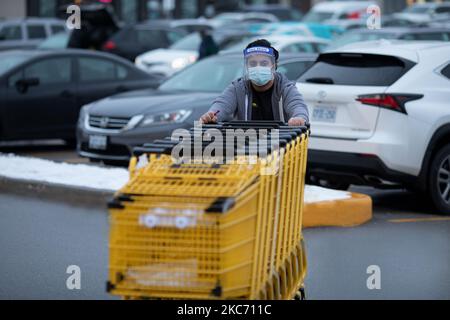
[75,55,141,108]
[3,56,77,139]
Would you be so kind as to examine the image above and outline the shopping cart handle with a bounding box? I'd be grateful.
[227,120,286,126]
[205,197,236,214]
[107,199,125,210]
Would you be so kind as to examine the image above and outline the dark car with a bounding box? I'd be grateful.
[66,3,121,52]
[327,27,450,50]
[102,23,189,61]
[0,50,163,144]
[76,53,317,164]
[0,18,67,51]
[243,4,303,21]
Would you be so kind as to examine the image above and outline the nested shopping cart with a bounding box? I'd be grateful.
[107,121,309,300]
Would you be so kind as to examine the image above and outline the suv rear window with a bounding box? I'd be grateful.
[298,53,415,86]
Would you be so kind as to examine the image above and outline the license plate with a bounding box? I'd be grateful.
[312,106,337,123]
[89,135,107,150]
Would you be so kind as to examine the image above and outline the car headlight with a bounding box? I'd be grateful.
[171,55,197,70]
[140,110,192,127]
[78,105,90,126]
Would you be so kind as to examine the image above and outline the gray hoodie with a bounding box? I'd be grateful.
[209,72,309,123]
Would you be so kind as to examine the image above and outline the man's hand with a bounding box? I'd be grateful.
[199,111,218,124]
[288,117,306,126]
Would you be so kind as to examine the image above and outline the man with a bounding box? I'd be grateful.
[200,39,309,126]
[198,29,219,60]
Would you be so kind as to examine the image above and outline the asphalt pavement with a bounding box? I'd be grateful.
[0,189,449,300]
[0,143,449,299]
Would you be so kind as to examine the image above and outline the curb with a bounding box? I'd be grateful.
[0,176,114,208]
[0,176,372,227]
[303,193,373,228]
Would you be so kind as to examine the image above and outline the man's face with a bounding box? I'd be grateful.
[246,55,274,69]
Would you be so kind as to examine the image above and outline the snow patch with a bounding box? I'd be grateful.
[304,185,351,204]
[0,153,128,191]
[0,154,351,203]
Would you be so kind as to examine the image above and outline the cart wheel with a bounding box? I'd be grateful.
[294,287,306,300]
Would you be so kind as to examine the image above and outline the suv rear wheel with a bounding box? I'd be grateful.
[429,144,450,214]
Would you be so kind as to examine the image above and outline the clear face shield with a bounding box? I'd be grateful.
[243,47,276,87]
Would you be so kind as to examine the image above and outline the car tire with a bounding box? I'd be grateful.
[64,139,77,148]
[428,144,450,215]
[103,159,129,167]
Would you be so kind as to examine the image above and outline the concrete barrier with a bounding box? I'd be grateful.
[303,192,372,228]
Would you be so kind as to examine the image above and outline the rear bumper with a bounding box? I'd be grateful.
[308,149,418,187]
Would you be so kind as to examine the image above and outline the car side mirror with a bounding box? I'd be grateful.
[0,35,5,41]
[15,78,40,94]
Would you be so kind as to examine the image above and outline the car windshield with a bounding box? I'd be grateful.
[302,11,334,23]
[159,57,243,92]
[170,33,201,51]
[0,54,29,76]
[38,32,69,49]
[326,32,397,50]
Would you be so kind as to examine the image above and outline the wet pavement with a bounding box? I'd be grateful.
[0,189,448,300]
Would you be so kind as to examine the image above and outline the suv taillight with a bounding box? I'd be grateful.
[103,40,116,51]
[347,11,361,19]
[356,94,423,114]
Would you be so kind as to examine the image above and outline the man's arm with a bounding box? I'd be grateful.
[283,82,309,125]
[200,82,238,123]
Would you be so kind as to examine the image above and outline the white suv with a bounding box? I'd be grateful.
[297,41,450,214]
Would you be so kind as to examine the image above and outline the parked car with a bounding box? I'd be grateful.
[101,23,189,61]
[233,22,342,40]
[77,52,317,164]
[242,4,303,21]
[328,14,427,31]
[223,35,329,54]
[146,19,217,33]
[326,27,450,51]
[212,12,279,26]
[297,41,450,213]
[65,2,121,51]
[0,18,66,51]
[394,2,450,24]
[135,30,262,78]
[0,50,163,144]
[302,1,376,24]
[38,31,70,49]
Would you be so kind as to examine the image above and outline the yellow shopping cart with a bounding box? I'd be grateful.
[107,121,309,300]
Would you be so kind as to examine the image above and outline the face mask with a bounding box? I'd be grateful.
[248,66,273,86]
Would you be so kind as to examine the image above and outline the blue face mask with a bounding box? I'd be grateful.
[248,66,273,86]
